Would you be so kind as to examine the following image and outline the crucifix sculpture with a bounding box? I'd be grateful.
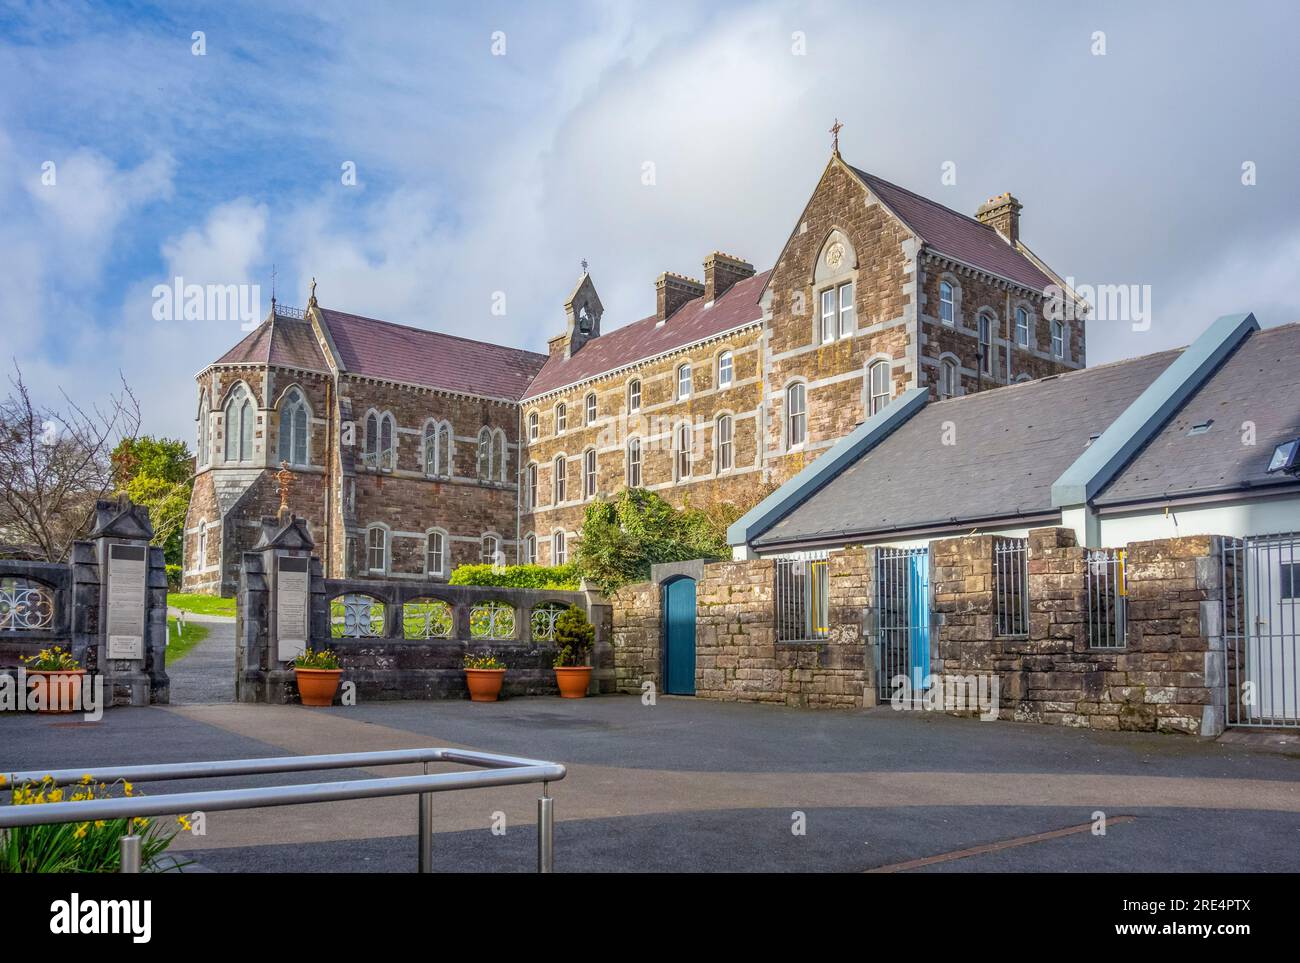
[275,460,294,520]
[829,118,843,154]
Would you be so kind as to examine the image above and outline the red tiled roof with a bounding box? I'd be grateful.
[850,166,1055,292]
[321,308,547,401]
[523,269,770,399]
[216,314,329,371]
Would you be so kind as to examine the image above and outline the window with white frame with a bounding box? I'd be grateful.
[525,462,538,508]
[626,437,642,487]
[718,351,733,388]
[820,288,836,343]
[585,392,597,425]
[277,388,310,466]
[367,526,388,573]
[423,421,451,477]
[716,414,733,472]
[676,422,693,479]
[677,364,692,400]
[224,385,254,462]
[481,534,500,565]
[583,447,597,499]
[528,411,539,441]
[939,359,959,400]
[1015,306,1031,347]
[552,530,567,565]
[978,314,993,375]
[1051,319,1065,358]
[939,281,955,325]
[628,378,641,412]
[555,403,567,433]
[868,360,891,415]
[786,382,806,447]
[839,281,855,336]
[524,533,537,565]
[425,530,446,577]
[553,455,566,503]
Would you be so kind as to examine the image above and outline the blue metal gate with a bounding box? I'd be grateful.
[663,577,697,695]
[876,547,931,700]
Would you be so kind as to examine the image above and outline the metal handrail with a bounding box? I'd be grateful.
[0,747,565,873]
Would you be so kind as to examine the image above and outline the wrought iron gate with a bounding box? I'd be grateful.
[1223,532,1300,728]
[875,546,931,700]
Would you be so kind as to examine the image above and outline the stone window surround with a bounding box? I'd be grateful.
[783,378,808,451]
[864,356,893,415]
[424,527,448,577]
[811,227,859,346]
[221,380,257,464]
[366,522,389,574]
[715,411,734,474]
[481,531,502,564]
[676,362,693,400]
[275,383,313,468]
[937,272,962,326]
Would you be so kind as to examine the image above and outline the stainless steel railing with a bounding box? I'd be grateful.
[1,747,566,873]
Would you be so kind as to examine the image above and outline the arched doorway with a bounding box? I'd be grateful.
[662,576,696,695]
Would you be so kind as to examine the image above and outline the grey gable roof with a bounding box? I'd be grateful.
[1094,322,1300,507]
[752,349,1182,548]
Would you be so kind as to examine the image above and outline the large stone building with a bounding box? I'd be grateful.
[183,149,1086,594]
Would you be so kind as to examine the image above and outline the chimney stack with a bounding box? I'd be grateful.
[975,193,1022,246]
[703,251,755,302]
[655,272,705,321]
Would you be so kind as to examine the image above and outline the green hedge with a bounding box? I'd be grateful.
[448,563,580,590]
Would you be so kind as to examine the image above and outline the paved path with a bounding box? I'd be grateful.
[5,696,1299,871]
[165,610,235,705]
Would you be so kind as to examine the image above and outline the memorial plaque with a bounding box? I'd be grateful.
[106,543,147,659]
[276,555,310,661]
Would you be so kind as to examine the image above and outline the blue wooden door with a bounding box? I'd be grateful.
[664,577,697,695]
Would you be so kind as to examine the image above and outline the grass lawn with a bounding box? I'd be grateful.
[166,617,209,663]
[167,593,236,617]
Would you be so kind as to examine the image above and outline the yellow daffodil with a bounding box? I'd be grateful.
[73,824,87,839]
[123,782,133,795]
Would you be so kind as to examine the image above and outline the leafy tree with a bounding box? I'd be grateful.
[111,436,193,566]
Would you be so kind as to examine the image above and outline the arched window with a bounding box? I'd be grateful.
[676,364,692,400]
[525,462,538,508]
[675,423,693,480]
[555,403,567,434]
[718,351,733,389]
[277,388,309,466]
[939,359,959,400]
[1051,319,1065,358]
[868,360,891,415]
[1015,306,1031,347]
[978,314,994,375]
[716,414,733,472]
[585,392,597,425]
[553,455,567,503]
[197,520,208,566]
[628,379,642,412]
[197,391,211,467]
[366,525,388,574]
[365,411,396,470]
[552,530,567,565]
[626,437,642,487]
[939,281,955,325]
[583,448,597,499]
[425,530,446,577]
[481,533,500,565]
[494,429,508,481]
[524,532,537,565]
[786,383,806,448]
[528,411,539,441]
[224,385,254,462]
[423,421,452,477]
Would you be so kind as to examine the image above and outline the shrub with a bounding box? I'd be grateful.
[552,605,595,667]
[449,562,579,590]
[165,564,182,592]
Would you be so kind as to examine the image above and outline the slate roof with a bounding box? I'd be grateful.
[319,309,548,401]
[752,349,1183,547]
[1094,322,1300,506]
[850,166,1056,292]
[522,270,770,400]
[216,313,329,371]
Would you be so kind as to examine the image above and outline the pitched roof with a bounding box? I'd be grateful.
[320,308,548,401]
[1094,322,1300,507]
[215,313,329,371]
[523,269,769,399]
[751,349,1182,547]
[850,166,1055,292]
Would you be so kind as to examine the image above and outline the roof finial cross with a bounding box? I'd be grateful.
[581,258,588,274]
[829,118,843,155]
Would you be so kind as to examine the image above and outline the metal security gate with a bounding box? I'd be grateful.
[774,552,830,642]
[1223,532,1300,728]
[876,547,930,700]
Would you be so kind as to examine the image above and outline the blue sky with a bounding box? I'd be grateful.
[2,0,1298,441]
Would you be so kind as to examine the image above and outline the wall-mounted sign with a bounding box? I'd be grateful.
[106,543,147,660]
[276,555,310,662]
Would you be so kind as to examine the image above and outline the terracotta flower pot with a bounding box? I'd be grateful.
[465,668,506,702]
[295,667,343,706]
[27,669,85,714]
[554,665,592,699]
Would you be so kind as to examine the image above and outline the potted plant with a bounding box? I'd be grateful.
[552,605,596,699]
[293,647,342,706]
[21,646,85,714]
[463,652,506,702]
